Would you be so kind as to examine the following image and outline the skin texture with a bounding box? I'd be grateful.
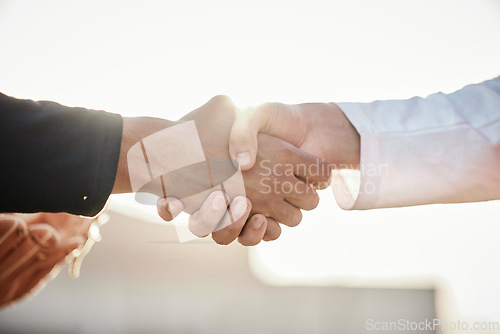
[181,96,330,245]
[0,213,92,308]
[0,98,347,308]
[114,96,331,246]
[229,102,361,171]
[112,117,174,194]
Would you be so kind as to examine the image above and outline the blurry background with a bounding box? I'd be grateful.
[0,0,499,333]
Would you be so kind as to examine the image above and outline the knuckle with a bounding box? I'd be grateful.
[211,94,231,103]
[211,95,234,111]
[0,216,25,239]
[28,225,60,248]
[256,103,278,130]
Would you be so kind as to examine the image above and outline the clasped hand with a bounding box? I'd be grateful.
[149,96,351,246]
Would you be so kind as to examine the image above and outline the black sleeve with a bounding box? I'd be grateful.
[0,92,123,216]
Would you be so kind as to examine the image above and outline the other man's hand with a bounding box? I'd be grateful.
[229,102,360,171]
[156,96,331,245]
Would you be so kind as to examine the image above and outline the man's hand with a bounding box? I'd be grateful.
[154,96,331,245]
[0,213,92,308]
[228,102,361,171]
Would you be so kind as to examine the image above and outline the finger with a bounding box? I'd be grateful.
[157,197,184,222]
[211,196,252,245]
[0,216,27,259]
[263,217,281,241]
[229,103,305,171]
[10,244,71,304]
[36,213,89,236]
[0,276,20,307]
[229,109,259,171]
[27,224,60,248]
[188,191,228,238]
[286,145,332,189]
[237,214,267,246]
[0,236,39,282]
[11,265,52,304]
[267,200,303,227]
[283,179,320,211]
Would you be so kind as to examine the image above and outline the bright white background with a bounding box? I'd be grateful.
[1,0,499,321]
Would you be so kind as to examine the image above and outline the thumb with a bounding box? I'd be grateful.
[229,108,260,171]
[230,103,304,171]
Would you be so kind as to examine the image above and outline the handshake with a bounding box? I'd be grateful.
[1,79,495,307]
[114,96,361,246]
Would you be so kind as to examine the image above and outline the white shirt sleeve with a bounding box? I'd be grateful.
[333,76,500,210]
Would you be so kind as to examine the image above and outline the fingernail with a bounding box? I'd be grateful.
[253,217,265,230]
[167,200,183,218]
[236,152,251,167]
[212,194,227,210]
[232,200,248,220]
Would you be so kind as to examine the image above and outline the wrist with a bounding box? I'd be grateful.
[325,103,361,169]
[112,117,176,194]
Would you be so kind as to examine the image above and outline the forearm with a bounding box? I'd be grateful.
[112,117,175,194]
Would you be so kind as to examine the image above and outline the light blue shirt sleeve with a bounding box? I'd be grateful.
[333,76,500,209]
